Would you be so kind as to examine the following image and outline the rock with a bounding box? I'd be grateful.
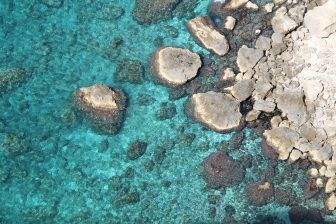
[271,14,298,35]
[246,110,261,122]
[0,68,31,94]
[253,100,276,113]
[74,84,127,135]
[117,192,140,204]
[155,102,177,120]
[263,3,274,13]
[220,68,236,82]
[186,92,243,133]
[187,16,229,56]
[40,0,63,7]
[277,89,308,125]
[98,5,125,20]
[263,127,300,160]
[132,0,180,24]
[224,16,236,30]
[114,59,144,84]
[325,193,336,211]
[301,80,323,102]
[325,177,336,193]
[309,144,333,163]
[304,178,320,199]
[288,206,308,224]
[237,46,264,73]
[2,133,28,156]
[252,81,273,100]
[203,151,246,188]
[304,0,336,37]
[231,79,255,102]
[288,149,303,164]
[244,182,274,206]
[150,47,201,87]
[245,1,258,10]
[255,36,271,51]
[220,0,249,10]
[127,140,148,160]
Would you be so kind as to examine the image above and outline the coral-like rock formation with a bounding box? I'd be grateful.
[186,92,243,133]
[187,16,229,56]
[0,68,31,94]
[132,0,180,24]
[74,84,127,135]
[244,182,274,206]
[114,59,144,84]
[150,47,202,87]
[203,151,245,188]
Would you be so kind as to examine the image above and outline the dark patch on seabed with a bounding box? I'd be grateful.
[0,0,332,223]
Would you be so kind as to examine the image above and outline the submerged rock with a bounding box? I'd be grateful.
[0,68,31,94]
[2,133,28,156]
[203,151,245,188]
[74,84,127,135]
[127,140,148,160]
[155,102,177,120]
[244,182,274,206]
[114,59,144,84]
[186,92,243,133]
[40,0,64,8]
[132,0,180,24]
[304,0,336,37]
[187,16,229,56]
[150,47,201,87]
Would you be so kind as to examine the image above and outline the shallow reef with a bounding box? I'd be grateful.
[0,0,335,223]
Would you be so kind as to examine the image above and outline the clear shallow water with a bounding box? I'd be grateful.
[0,0,330,223]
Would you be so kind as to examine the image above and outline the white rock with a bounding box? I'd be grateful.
[255,36,271,51]
[263,127,300,160]
[270,115,282,128]
[224,16,236,30]
[151,47,202,86]
[308,168,319,177]
[246,1,258,10]
[188,16,229,56]
[231,79,255,102]
[304,0,336,37]
[221,68,236,82]
[246,110,261,122]
[187,92,243,132]
[325,193,336,211]
[237,46,264,73]
[271,14,298,35]
[264,3,274,13]
[253,100,276,113]
[288,149,302,164]
[325,177,336,193]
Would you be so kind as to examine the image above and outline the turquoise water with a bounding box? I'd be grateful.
[0,0,331,223]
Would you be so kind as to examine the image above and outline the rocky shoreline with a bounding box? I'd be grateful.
[148,0,336,214]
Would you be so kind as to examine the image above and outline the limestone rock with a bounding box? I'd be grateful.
[271,14,298,35]
[237,46,264,73]
[150,47,201,87]
[288,149,303,164]
[224,16,236,30]
[220,0,249,10]
[246,110,261,122]
[187,16,229,56]
[304,0,336,37]
[255,36,271,51]
[231,79,255,102]
[326,193,336,211]
[253,100,276,113]
[74,84,127,135]
[276,89,308,125]
[325,177,336,193]
[186,92,243,133]
[263,127,300,160]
